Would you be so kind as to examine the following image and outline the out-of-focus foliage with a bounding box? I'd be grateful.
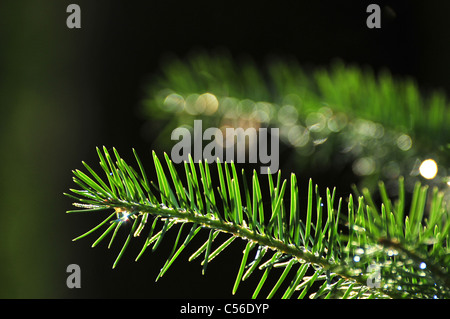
[141,52,450,201]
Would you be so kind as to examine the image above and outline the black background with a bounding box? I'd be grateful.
[0,0,449,299]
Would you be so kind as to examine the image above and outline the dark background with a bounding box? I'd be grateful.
[0,0,449,298]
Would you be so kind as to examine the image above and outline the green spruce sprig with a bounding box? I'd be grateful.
[65,147,449,299]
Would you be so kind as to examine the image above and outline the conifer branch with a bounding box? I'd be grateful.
[66,147,449,299]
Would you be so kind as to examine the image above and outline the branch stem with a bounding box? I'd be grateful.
[111,200,402,298]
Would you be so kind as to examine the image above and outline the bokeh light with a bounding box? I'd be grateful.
[419,159,438,179]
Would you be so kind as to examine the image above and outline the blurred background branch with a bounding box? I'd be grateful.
[140,51,450,198]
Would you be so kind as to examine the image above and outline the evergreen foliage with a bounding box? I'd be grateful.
[67,53,449,298]
[141,52,450,193]
[66,147,449,299]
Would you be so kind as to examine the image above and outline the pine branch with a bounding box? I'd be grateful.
[66,147,450,299]
[141,52,450,193]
